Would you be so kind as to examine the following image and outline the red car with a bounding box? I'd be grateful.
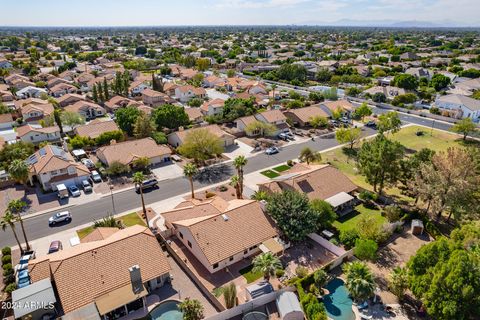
[48,240,63,254]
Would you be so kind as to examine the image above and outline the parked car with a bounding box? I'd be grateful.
[365,120,377,129]
[14,251,35,273]
[278,132,289,141]
[17,276,30,288]
[68,185,81,197]
[81,158,95,170]
[135,178,159,192]
[82,180,93,193]
[91,170,102,183]
[16,269,29,283]
[48,240,63,254]
[57,183,69,199]
[49,211,72,226]
[329,120,339,127]
[265,147,280,155]
[340,117,350,124]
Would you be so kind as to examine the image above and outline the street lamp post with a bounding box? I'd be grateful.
[108,178,116,215]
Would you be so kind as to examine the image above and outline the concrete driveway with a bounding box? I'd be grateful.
[151,163,184,181]
[223,140,255,159]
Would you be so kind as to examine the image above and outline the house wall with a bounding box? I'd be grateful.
[436,101,480,120]
[167,133,182,148]
[20,131,61,144]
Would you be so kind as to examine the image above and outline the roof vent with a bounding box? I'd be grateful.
[222,214,229,221]
[129,265,144,294]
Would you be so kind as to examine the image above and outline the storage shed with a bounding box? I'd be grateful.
[411,219,424,235]
[276,291,304,320]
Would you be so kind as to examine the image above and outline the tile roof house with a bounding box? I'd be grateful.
[174,85,207,103]
[258,164,358,215]
[363,86,406,100]
[56,93,86,107]
[49,83,77,97]
[319,99,355,116]
[20,102,55,123]
[96,138,172,167]
[161,197,280,273]
[104,95,139,112]
[16,86,47,99]
[184,107,204,124]
[0,113,14,130]
[141,88,174,107]
[17,124,61,145]
[284,105,330,127]
[435,94,480,121]
[236,109,289,137]
[64,100,106,120]
[167,124,235,148]
[200,98,224,116]
[26,145,90,191]
[28,225,171,319]
[74,120,120,139]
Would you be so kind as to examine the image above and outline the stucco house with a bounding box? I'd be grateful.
[167,124,235,148]
[174,85,206,103]
[435,94,480,121]
[64,101,105,120]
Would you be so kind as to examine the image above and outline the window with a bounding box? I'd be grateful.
[179,232,183,239]
[187,240,192,248]
[249,245,257,251]
[229,256,234,261]
[213,263,219,269]
[244,249,248,255]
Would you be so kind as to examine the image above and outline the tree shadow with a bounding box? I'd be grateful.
[195,164,233,185]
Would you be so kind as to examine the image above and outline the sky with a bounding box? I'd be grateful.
[2,0,479,27]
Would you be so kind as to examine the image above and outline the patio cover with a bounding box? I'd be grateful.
[12,278,57,319]
[259,238,283,255]
[95,283,147,315]
[324,192,354,208]
[62,303,101,320]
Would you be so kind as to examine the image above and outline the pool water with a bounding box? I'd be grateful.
[323,278,355,320]
[149,300,183,320]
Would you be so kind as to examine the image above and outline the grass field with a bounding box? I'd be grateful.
[260,169,280,179]
[76,212,146,239]
[239,264,264,283]
[273,164,291,172]
[333,204,387,234]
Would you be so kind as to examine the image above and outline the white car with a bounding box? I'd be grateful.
[81,158,95,170]
[265,147,280,155]
[49,211,72,226]
[15,252,35,273]
[91,170,102,183]
[82,180,93,193]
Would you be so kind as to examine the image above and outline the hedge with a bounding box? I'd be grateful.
[2,247,11,256]
[296,270,328,320]
[2,255,11,265]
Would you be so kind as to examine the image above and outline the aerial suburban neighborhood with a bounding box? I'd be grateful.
[0,1,480,320]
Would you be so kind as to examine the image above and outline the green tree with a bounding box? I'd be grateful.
[388,267,408,301]
[178,129,224,163]
[309,199,337,229]
[0,142,34,166]
[95,130,124,146]
[223,282,237,309]
[179,298,204,320]
[106,161,130,176]
[183,163,198,199]
[133,112,156,139]
[230,175,242,199]
[354,103,372,122]
[132,172,148,227]
[233,155,247,197]
[152,104,190,130]
[299,147,322,165]
[377,111,401,134]
[252,252,282,281]
[451,118,477,140]
[266,190,318,242]
[7,200,30,251]
[309,116,328,129]
[354,239,378,261]
[132,157,150,172]
[358,134,405,194]
[115,106,141,136]
[430,74,451,91]
[195,58,210,71]
[343,261,376,302]
[313,269,328,295]
[92,84,98,103]
[102,77,110,100]
[7,159,29,185]
[60,111,85,129]
[393,74,418,90]
[335,127,362,150]
[0,211,23,254]
[372,92,386,103]
[244,120,276,137]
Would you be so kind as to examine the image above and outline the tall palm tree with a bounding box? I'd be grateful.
[8,159,29,186]
[343,261,376,302]
[7,200,30,251]
[1,211,23,253]
[299,147,322,165]
[132,172,149,227]
[252,252,282,281]
[183,163,198,199]
[233,155,248,197]
[270,84,277,107]
[230,175,242,199]
[179,298,204,320]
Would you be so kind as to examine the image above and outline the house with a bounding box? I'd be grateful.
[203,75,226,88]
[47,77,70,89]
[258,164,358,215]
[105,95,139,112]
[168,124,235,148]
[141,88,173,107]
[56,93,86,107]
[400,52,420,61]
[49,83,77,97]
[74,120,120,139]
[129,80,150,96]
[319,100,355,117]
[405,67,433,80]
[435,94,480,121]
[20,103,55,123]
[284,106,330,127]
[0,113,14,130]
[26,145,91,190]
[174,85,207,103]
[184,107,204,124]
[17,125,61,144]
[64,101,105,120]
[0,59,12,69]
[447,78,480,97]
[0,90,14,105]
[16,86,47,99]
[5,74,30,86]
[27,225,171,319]
[200,98,224,116]
[363,86,406,100]
[96,138,172,167]
[236,109,289,136]
[161,197,280,273]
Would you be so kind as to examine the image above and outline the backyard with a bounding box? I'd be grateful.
[333,204,386,234]
[76,212,146,239]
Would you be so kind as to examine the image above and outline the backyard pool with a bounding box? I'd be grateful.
[149,300,183,320]
[323,278,355,320]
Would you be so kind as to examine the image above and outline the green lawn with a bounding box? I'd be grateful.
[273,164,291,172]
[333,204,387,234]
[260,170,280,179]
[76,212,146,239]
[239,264,263,283]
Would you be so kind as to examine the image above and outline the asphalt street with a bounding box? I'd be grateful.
[0,114,452,248]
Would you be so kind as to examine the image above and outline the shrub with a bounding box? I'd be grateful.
[219,185,228,192]
[151,131,168,144]
[287,159,294,166]
[358,190,378,202]
[2,263,12,271]
[4,283,16,294]
[2,255,11,265]
[384,205,402,222]
[296,266,309,278]
[354,239,378,261]
[206,192,216,198]
[300,293,328,320]
[276,269,285,278]
[3,267,13,277]
[2,247,11,256]
[339,229,360,249]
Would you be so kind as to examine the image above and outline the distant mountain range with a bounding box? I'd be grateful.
[300,19,477,28]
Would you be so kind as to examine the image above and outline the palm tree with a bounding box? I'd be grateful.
[252,252,282,281]
[223,282,237,309]
[343,261,376,302]
[230,175,242,199]
[233,155,247,197]
[179,298,204,320]
[8,159,29,186]
[132,172,149,227]
[299,147,322,165]
[7,200,30,251]
[0,211,23,253]
[270,84,277,107]
[183,163,198,199]
[388,267,409,301]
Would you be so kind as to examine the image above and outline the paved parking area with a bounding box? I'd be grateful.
[223,140,255,159]
[151,163,184,181]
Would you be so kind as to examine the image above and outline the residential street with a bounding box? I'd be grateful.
[0,116,452,248]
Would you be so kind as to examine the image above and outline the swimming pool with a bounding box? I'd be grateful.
[149,300,183,320]
[323,278,355,320]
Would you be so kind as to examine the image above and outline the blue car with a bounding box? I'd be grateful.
[17,269,29,281]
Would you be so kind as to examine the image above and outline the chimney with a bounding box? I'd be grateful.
[129,265,144,294]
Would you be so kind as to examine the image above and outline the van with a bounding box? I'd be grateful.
[57,184,69,199]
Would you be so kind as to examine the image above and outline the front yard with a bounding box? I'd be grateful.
[333,204,387,234]
[76,212,146,239]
